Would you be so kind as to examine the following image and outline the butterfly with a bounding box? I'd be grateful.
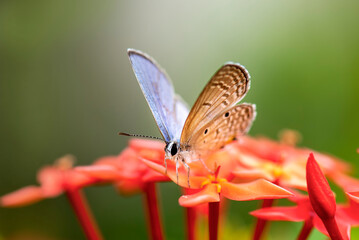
[120,49,256,187]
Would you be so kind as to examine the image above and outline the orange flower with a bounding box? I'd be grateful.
[228,133,351,240]
[229,145,307,190]
[252,153,359,240]
[1,155,97,207]
[142,150,292,207]
[229,135,350,191]
[347,192,359,204]
[75,139,170,195]
[75,138,170,240]
[1,155,103,240]
[251,191,359,240]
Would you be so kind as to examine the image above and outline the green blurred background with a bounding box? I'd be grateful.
[1,1,359,239]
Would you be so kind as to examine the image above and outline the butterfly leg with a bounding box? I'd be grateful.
[190,152,213,174]
[199,158,214,174]
[182,159,191,188]
[189,157,213,174]
[194,152,214,174]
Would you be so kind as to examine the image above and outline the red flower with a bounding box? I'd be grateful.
[230,135,350,191]
[1,155,103,240]
[230,145,307,190]
[347,191,359,204]
[306,153,336,221]
[75,139,170,195]
[75,138,169,240]
[1,155,97,207]
[251,153,359,240]
[142,150,292,207]
[251,191,359,240]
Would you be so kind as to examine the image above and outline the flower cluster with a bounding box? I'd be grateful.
[2,131,359,240]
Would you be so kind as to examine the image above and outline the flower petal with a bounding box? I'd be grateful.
[232,169,275,182]
[116,179,144,196]
[311,151,350,175]
[336,203,359,227]
[142,170,170,183]
[313,216,351,240]
[346,192,359,204]
[129,139,165,163]
[221,179,292,201]
[1,186,44,207]
[330,172,359,192]
[251,206,308,221]
[63,170,98,190]
[75,165,120,180]
[235,136,289,162]
[129,138,165,152]
[37,167,64,197]
[179,184,220,207]
[141,158,167,175]
[141,158,206,189]
[202,150,237,177]
[280,174,307,191]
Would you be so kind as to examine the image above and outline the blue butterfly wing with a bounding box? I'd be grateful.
[128,49,189,142]
[174,94,190,139]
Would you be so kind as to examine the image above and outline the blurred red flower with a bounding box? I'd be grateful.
[1,155,98,207]
[229,135,350,191]
[75,139,170,195]
[252,153,359,240]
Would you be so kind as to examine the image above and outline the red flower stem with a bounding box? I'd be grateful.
[185,207,197,240]
[253,199,275,240]
[322,217,344,240]
[143,182,164,240]
[209,201,220,240]
[297,219,313,240]
[66,189,103,240]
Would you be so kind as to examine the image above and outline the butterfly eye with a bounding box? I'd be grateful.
[171,143,178,156]
[225,112,230,117]
[204,129,209,134]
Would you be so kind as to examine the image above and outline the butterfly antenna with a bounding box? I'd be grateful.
[119,132,166,142]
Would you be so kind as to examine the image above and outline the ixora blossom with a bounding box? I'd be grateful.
[230,134,350,190]
[1,139,170,240]
[142,150,292,205]
[251,153,359,240]
[226,132,352,240]
[0,155,103,240]
[2,134,358,240]
[142,147,292,240]
[1,155,99,206]
[76,138,170,195]
[75,138,171,240]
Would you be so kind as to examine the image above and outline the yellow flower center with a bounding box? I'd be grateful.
[201,175,228,193]
[262,162,283,178]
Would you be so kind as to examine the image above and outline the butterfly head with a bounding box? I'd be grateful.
[119,132,180,157]
[165,141,180,158]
